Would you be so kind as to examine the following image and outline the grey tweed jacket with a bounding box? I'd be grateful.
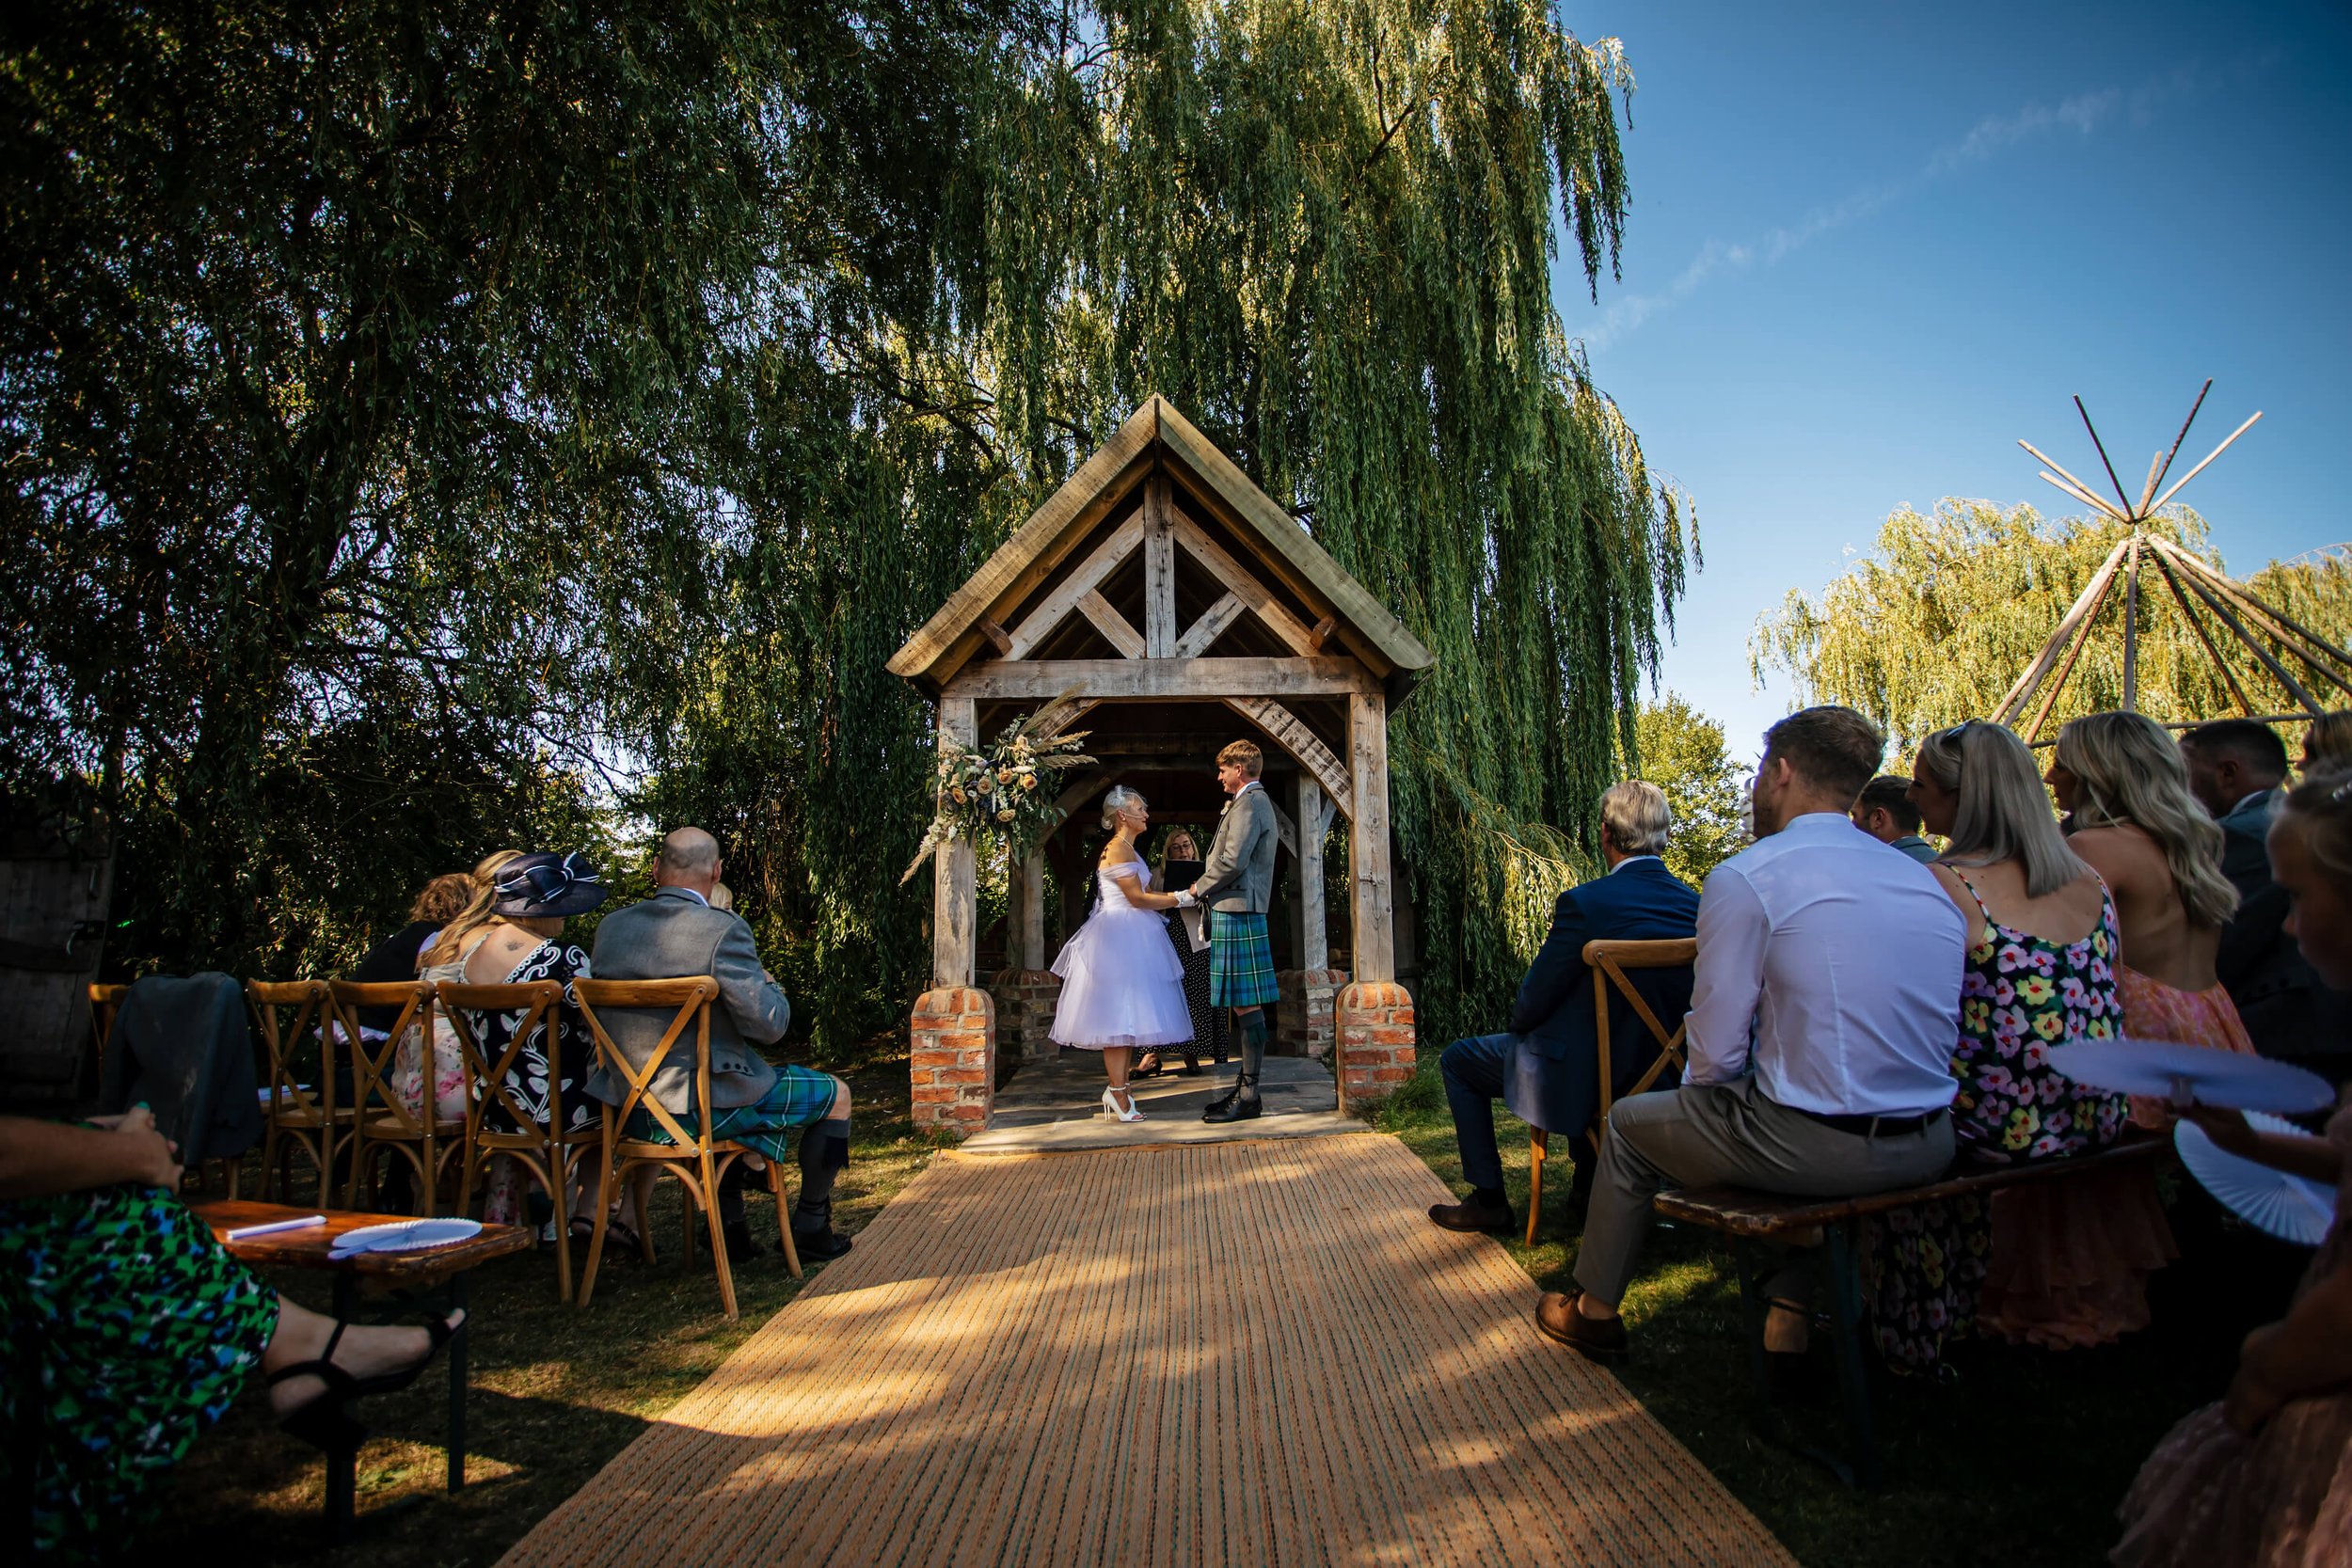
[1195,782,1279,915]
[583,885,787,1114]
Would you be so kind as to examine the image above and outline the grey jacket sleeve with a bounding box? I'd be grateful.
[711,915,790,1044]
[1193,791,1268,904]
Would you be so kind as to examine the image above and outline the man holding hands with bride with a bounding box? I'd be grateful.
[1174,740,1281,1123]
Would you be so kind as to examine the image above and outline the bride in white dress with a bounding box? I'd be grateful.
[1050,785,1194,1121]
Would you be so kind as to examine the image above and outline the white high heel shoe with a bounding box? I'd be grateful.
[1101,1085,1144,1123]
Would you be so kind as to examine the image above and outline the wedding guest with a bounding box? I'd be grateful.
[1535,707,1965,1364]
[1851,775,1939,863]
[0,1109,459,1562]
[2186,721,2352,1084]
[2114,767,2352,1566]
[438,851,612,1233]
[1427,782,1698,1236]
[353,873,474,990]
[2301,709,2352,775]
[708,880,735,912]
[2048,711,2253,1101]
[587,828,854,1261]
[389,851,522,1124]
[1869,721,2146,1371]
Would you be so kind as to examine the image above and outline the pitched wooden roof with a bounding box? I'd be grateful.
[887,396,1435,705]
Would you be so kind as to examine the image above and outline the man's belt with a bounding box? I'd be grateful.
[1786,1104,1948,1138]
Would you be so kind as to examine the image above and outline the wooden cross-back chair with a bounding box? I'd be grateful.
[244,979,346,1204]
[442,979,596,1301]
[87,983,128,1068]
[1526,937,1699,1245]
[328,979,466,1215]
[572,976,801,1321]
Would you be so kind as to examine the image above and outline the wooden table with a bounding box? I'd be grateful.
[192,1198,532,1542]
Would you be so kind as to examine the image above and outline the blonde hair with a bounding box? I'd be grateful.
[2055,712,2237,928]
[2304,711,2352,773]
[1917,721,2089,897]
[1599,781,1671,857]
[1101,785,1146,832]
[423,849,523,966]
[2280,767,2352,887]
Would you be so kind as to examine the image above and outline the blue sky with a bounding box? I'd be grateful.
[1557,0,2352,764]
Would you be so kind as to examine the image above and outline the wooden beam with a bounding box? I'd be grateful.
[1152,398,1436,676]
[2018,440,2131,522]
[1077,590,1146,658]
[2149,536,2352,690]
[2164,560,2326,713]
[2150,411,2264,515]
[1222,695,1354,815]
[1005,513,1146,660]
[1169,514,1319,655]
[977,618,1014,657]
[1297,776,1328,974]
[889,403,1158,682]
[2122,536,2141,711]
[1308,615,1337,653]
[2145,378,2213,509]
[1172,593,1247,658]
[2149,546,2256,717]
[1143,472,1177,657]
[1348,691,1395,986]
[946,657,1377,702]
[1994,538,2131,724]
[1018,847,1045,973]
[933,696,978,987]
[2023,580,2106,744]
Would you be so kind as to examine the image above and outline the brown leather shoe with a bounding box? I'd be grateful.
[1427,1195,1517,1234]
[1534,1289,1629,1363]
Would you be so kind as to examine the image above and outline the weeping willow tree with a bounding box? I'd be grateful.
[730,0,1694,1047]
[1753,500,2352,754]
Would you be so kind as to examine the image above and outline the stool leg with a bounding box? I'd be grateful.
[1825,1221,1882,1488]
[1525,1130,1548,1246]
[447,1273,469,1492]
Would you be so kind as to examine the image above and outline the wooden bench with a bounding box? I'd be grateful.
[1649,1132,2173,1488]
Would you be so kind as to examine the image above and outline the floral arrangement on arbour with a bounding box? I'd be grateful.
[899,689,1097,884]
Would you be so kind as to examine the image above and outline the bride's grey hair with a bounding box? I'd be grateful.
[1100,784,1146,832]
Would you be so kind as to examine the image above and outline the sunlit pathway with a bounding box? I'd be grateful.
[499,1133,1795,1568]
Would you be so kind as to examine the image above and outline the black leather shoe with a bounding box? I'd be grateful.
[1428,1195,1517,1234]
[791,1226,854,1262]
[1201,1086,1262,1124]
[721,1221,765,1265]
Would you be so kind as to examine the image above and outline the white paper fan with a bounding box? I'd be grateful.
[2174,1112,2338,1246]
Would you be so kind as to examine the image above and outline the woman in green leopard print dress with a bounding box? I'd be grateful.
[1,1111,459,1562]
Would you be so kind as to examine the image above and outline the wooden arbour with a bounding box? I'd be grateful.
[890,396,1435,1129]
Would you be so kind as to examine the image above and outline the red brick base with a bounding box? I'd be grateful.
[1334,980,1415,1111]
[910,986,994,1135]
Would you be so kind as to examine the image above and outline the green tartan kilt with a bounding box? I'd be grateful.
[1208,911,1279,1007]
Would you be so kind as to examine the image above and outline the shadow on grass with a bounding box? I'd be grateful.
[1375,1053,2307,1568]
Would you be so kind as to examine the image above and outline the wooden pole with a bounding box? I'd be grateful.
[2149,411,2265,515]
[2169,566,2325,714]
[2075,396,2134,514]
[1143,471,1177,658]
[932,695,978,987]
[2149,546,2257,716]
[2145,378,2214,507]
[1297,776,1328,974]
[2019,441,2131,521]
[2122,536,2141,711]
[1994,538,2132,724]
[2024,575,2110,743]
[2149,537,2352,692]
[1346,691,1395,986]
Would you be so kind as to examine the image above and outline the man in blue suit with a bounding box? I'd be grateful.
[1428,782,1702,1235]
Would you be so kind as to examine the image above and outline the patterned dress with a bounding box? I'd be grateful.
[1869,871,2132,1370]
[0,1183,278,1562]
[470,939,596,1138]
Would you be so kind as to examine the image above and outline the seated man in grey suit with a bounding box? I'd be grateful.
[586,827,854,1260]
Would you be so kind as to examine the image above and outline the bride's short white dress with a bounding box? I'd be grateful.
[1050,863,1194,1050]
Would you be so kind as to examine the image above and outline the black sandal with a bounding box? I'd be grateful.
[268,1313,463,1453]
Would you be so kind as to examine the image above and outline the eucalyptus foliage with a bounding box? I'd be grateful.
[1753,501,2352,755]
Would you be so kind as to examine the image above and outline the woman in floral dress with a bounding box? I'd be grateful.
[1868,720,2147,1371]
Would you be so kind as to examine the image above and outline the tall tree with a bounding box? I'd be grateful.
[1752,501,2352,753]
[1631,695,1746,889]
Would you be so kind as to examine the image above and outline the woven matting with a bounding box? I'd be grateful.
[498,1133,1795,1568]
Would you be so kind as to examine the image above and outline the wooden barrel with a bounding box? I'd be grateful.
[0,807,114,1110]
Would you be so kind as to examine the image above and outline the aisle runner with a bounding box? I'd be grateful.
[499,1135,1795,1568]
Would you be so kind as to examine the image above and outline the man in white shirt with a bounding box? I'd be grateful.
[1535,705,1967,1363]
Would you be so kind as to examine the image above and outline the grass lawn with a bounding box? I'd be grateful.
[144,1040,943,1568]
[1374,1053,2311,1568]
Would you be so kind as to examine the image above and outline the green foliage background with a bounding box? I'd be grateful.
[1752,500,2352,753]
[5,0,1692,1057]
[1630,694,1747,889]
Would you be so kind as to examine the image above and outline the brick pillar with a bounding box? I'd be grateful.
[988,968,1062,1062]
[911,986,994,1135]
[1334,980,1415,1111]
[1274,968,1345,1060]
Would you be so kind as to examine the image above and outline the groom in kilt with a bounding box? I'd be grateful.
[1176,739,1281,1122]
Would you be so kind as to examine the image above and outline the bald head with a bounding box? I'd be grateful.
[658,827,722,893]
